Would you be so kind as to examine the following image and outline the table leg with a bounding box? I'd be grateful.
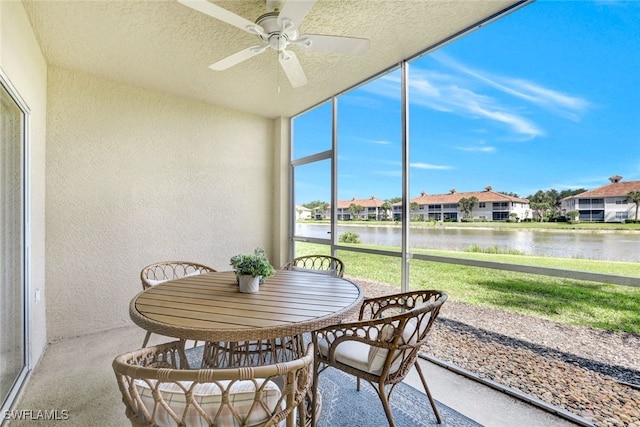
[199,336,321,426]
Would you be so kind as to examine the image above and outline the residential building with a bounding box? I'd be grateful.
[295,205,312,220]
[394,187,530,222]
[332,196,388,220]
[560,175,640,222]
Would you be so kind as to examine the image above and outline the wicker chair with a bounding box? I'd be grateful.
[113,340,314,427]
[139,261,217,347]
[280,255,344,278]
[311,290,448,427]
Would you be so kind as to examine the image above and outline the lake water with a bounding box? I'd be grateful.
[295,223,640,262]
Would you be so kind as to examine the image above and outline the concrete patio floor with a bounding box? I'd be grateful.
[5,325,580,426]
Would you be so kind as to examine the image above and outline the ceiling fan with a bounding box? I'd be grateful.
[177,0,370,88]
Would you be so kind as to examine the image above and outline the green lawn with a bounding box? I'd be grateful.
[294,242,640,334]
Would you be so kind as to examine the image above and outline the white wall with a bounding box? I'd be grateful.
[0,1,49,366]
[46,67,275,340]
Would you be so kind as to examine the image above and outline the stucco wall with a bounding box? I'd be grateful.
[0,1,48,366]
[46,67,275,340]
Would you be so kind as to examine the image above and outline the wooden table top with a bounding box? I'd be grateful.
[130,269,363,342]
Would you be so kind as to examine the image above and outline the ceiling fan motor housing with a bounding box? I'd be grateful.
[255,12,299,51]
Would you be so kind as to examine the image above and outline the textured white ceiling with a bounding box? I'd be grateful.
[22,0,530,118]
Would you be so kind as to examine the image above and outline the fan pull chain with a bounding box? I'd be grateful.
[277,52,281,94]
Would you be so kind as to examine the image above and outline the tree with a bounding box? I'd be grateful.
[626,191,640,221]
[303,200,324,209]
[458,196,478,219]
[348,203,364,220]
[304,201,328,219]
[567,211,579,222]
[500,191,520,198]
[387,196,402,204]
[529,190,554,221]
[380,201,392,220]
[525,188,586,221]
[304,200,328,212]
[558,188,586,200]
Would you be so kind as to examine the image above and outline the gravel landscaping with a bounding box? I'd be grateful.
[352,278,640,427]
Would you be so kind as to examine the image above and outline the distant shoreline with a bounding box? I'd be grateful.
[297,220,640,234]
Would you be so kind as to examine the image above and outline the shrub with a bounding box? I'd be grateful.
[339,231,361,244]
[465,244,524,255]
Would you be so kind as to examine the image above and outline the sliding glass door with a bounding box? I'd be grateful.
[0,74,27,413]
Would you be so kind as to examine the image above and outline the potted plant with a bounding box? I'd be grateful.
[229,248,275,293]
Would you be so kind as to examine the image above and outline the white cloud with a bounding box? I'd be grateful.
[363,52,592,140]
[355,137,392,145]
[410,162,452,170]
[368,66,545,139]
[432,52,591,121]
[456,145,496,153]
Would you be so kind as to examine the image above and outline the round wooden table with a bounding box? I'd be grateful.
[130,269,363,344]
[131,269,360,426]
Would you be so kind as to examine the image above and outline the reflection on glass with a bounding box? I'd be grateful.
[0,83,25,408]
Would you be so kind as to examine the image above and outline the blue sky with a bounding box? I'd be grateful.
[293,0,640,204]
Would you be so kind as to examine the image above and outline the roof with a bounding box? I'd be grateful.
[562,180,640,200]
[393,190,529,206]
[333,196,385,209]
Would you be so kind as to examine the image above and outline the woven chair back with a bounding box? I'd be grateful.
[140,261,217,289]
[280,255,345,277]
[113,341,314,427]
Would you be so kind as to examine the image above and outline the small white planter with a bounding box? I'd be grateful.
[238,275,260,293]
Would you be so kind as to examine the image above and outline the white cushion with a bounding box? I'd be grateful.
[135,378,282,427]
[317,330,373,373]
[366,308,433,375]
[407,308,432,344]
[145,270,203,287]
[145,278,166,287]
[367,324,396,374]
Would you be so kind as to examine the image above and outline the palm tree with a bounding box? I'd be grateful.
[381,201,392,220]
[626,190,640,221]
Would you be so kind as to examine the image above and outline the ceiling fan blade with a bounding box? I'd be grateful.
[277,0,317,28]
[178,0,263,35]
[279,50,308,88]
[209,45,267,71]
[301,34,370,55]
